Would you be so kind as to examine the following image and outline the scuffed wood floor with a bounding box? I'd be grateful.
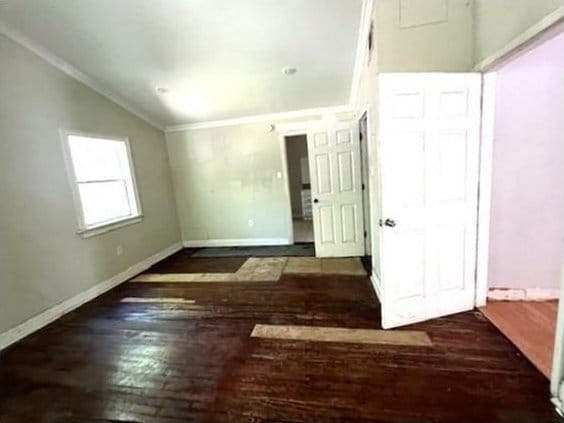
[0,249,558,422]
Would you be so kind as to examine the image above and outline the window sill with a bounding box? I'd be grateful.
[77,215,143,239]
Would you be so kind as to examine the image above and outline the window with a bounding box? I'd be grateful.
[63,132,142,237]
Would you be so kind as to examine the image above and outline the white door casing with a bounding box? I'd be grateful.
[551,258,564,415]
[359,113,372,255]
[307,121,365,257]
[379,73,482,329]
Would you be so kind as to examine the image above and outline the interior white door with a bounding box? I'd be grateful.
[379,73,481,329]
[307,121,365,257]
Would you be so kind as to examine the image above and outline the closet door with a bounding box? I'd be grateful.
[379,73,481,328]
[307,121,365,257]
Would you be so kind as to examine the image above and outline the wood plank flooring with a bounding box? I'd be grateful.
[250,324,433,346]
[0,249,558,422]
[148,248,246,274]
[480,300,558,378]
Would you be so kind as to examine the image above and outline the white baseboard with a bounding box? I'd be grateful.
[183,238,290,248]
[488,288,560,302]
[0,241,183,351]
[551,397,564,418]
[370,272,383,302]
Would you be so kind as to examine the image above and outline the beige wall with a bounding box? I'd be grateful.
[473,0,564,64]
[354,0,474,280]
[166,123,291,243]
[0,34,181,334]
[165,113,358,245]
[375,0,474,72]
[285,135,308,218]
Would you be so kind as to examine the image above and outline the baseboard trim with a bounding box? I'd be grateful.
[551,397,564,417]
[0,241,183,351]
[183,238,290,248]
[370,272,383,302]
[488,288,560,302]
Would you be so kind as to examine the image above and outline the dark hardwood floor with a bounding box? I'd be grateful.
[147,248,247,274]
[0,250,558,422]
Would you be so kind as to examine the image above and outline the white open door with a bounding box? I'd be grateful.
[379,73,481,328]
[307,121,365,257]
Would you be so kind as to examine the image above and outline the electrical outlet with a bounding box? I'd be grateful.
[248,219,254,227]
[116,246,123,256]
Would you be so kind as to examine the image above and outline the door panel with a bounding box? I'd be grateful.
[337,152,354,192]
[336,129,352,144]
[437,130,468,201]
[314,132,329,147]
[319,206,335,244]
[437,225,466,291]
[379,73,481,328]
[340,204,357,243]
[308,122,365,257]
[315,154,332,194]
[388,230,426,300]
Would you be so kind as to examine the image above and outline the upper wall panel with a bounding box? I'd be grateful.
[376,0,474,72]
[473,0,564,64]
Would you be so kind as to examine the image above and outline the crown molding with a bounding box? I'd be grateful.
[1,0,370,134]
[165,104,353,132]
[0,24,164,131]
[349,0,374,106]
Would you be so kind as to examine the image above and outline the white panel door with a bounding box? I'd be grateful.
[379,73,481,329]
[307,122,365,257]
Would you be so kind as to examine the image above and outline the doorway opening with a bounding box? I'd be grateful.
[282,122,367,258]
[359,111,372,273]
[283,134,314,245]
[478,27,564,380]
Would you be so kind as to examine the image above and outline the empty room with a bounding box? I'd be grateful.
[479,25,564,381]
[1,1,564,422]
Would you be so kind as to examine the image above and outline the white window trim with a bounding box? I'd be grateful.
[60,129,144,238]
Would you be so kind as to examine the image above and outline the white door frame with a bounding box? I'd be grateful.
[552,259,564,414]
[358,105,372,255]
[474,72,496,307]
[357,104,383,286]
[474,15,564,413]
[279,128,310,245]
[474,13,564,306]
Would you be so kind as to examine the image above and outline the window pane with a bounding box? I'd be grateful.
[78,181,132,226]
[68,135,127,182]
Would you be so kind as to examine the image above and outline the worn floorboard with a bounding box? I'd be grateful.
[148,248,246,274]
[0,249,558,422]
[250,324,433,346]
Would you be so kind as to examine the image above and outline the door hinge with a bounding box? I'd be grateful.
[362,183,365,190]
[364,231,368,238]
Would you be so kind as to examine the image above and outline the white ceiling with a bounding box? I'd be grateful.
[0,0,363,127]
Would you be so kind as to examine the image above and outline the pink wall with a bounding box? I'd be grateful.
[488,31,564,289]
[489,29,564,289]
